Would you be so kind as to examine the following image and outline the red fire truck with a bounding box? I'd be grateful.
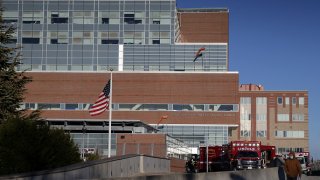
[227,141,263,170]
[260,145,276,167]
[197,141,276,172]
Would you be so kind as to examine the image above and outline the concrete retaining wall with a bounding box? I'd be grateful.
[112,167,287,180]
[0,155,170,180]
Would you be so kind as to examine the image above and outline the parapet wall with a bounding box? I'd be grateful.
[0,155,170,180]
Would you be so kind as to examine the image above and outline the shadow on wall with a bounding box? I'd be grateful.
[230,173,246,180]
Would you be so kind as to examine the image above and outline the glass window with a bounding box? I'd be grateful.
[292,97,297,105]
[48,32,68,44]
[25,103,36,110]
[173,104,192,111]
[285,97,290,105]
[99,12,119,24]
[73,11,94,24]
[256,114,266,121]
[299,97,304,106]
[150,11,170,25]
[256,130,266,137]
[23,11,43,24]
[65,104,79,110]
[240,130,251,137]
[124,12,144,24]
[256,97,267,105]
[118,104,138,110]
[292,114,304,121]
[240,97,251,104]
[277,114,289,121]
[22,31,41,44]
[38,103,61,110]
[124,32,144,45]
[137,104,168,111]
[98,32,119,44]
[192,104,204,111]
[2,11,18,24]
[277,97,283,105]
[73,32,93,44]
[49,11,68,24]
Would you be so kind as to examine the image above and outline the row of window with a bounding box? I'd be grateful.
[277,114,305,121]
[277,147,304,153]
[240,113,304,121]
[18,64,228,72]
[241,97,305,106]
[12,31,171,45]
[240,130,267,138]
[275,130,304,138]
[22,103,239,112]
[277,97,305,106]
[3,11,172,25]
[240,130,305,138]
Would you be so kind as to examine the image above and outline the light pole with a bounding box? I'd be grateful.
[108,68,113,158]
[82,124,87,160]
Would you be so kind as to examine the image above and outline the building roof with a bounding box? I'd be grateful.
[177,8,229,13]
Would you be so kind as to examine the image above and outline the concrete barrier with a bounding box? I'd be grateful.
[109,167,289,180]
[0,154,170,180]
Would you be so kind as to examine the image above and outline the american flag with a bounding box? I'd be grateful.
[89,80,111,116]
[193,47,205,62]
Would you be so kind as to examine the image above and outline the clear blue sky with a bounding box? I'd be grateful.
[177,0,320,159]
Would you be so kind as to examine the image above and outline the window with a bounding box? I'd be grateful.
[124,12,144,24]
[208,104,237,112]
[25,103,36,110]
[240,97,251,105]
[277,147,304,153]
[73,11,94,24]
[285,97,290,105]
[98,32,119,44]
[137,104,168,111]
[256,114,266,121]
[149,31,170,45]
[277,97,283,105]
[2,11,18,24]
[292,97,297,105]
[275,131,304,138]
[299,97,304,106]
[256,97,267,105]
[173,104,192,111]
[256,131,266,137]
[38,103,61,110]
[65,104,79,110]
[124,32,144,45]
[73,32,93,44]
[152,39,160,44]
[99,12,119,24]
[49,12,68,24]
[48,32,68,44]
[277,114,289,121]
[292,114,304,121]
[150,11,171,25]
[241,130,251,137]
[23,11,43,24]
[22,31,41,44]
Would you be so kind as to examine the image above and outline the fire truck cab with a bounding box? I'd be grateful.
[228,141,262,170]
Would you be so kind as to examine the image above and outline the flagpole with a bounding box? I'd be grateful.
[108,70,113,158]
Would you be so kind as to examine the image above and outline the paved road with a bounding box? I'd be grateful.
[300,174,320,180]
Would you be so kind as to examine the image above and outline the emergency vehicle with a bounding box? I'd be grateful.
[197,141,275,172]
[295,152,312,176]
[227,141,262,170]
